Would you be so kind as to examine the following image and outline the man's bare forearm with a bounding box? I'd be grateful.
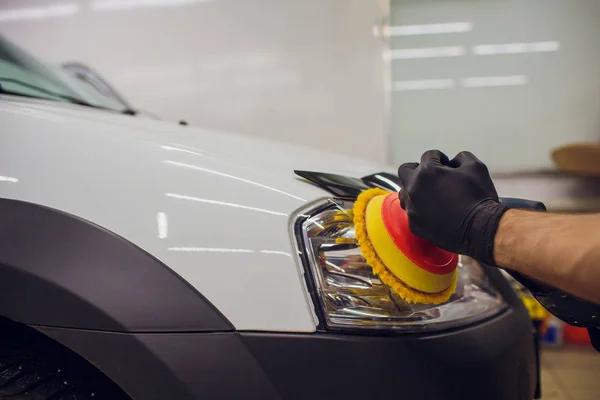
[494,210,600,304]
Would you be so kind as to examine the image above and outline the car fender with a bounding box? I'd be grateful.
[0,197,232,332]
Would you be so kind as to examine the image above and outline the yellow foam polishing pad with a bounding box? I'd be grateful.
[353,188,458,304]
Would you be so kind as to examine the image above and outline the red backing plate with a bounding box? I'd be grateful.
[381,193,458,274]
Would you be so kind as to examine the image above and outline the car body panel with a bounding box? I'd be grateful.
[1,95,539,400]
[0,197,233,332]
[0,96,387,332]
[36,305,536,400]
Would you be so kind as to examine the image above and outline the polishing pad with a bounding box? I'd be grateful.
[353,188,458,304]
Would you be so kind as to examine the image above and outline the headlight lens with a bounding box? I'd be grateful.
[295,198,507,332]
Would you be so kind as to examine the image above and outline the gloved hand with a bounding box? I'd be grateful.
[397,150,508,266]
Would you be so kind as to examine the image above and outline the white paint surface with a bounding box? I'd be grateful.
[0,96,386,332]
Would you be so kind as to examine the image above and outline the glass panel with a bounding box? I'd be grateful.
[388,0,597,172]
[299,198,507,331]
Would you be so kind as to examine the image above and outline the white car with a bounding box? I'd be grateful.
[0,36,539,400]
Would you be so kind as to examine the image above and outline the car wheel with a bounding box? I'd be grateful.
[0,319,128,400]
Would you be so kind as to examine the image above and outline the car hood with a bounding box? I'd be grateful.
[0,97,390,332]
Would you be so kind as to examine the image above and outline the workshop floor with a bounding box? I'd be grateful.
[541,346,599,399]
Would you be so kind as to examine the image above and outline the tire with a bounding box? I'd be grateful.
[0,319,129,400]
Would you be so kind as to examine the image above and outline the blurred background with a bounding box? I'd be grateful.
[0,0,389,162]
[1,1,599,396]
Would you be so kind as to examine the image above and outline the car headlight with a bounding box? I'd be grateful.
[293,198,507,332]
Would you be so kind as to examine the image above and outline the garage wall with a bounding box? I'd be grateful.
[389,0,600,171]
[0,0,389,163]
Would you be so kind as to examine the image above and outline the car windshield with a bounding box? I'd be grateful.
[0,36,125,112]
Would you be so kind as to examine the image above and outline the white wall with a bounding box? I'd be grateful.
[0,0,389,162]
[389,0,600,171]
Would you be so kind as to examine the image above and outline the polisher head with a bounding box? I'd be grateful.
[353,188,458,304]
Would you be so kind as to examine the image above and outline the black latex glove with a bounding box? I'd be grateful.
[397,150,508,266]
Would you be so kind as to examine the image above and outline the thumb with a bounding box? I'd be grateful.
[397,162,418,188]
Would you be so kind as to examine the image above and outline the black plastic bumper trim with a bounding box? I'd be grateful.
[0,198,232,332]
[36,304,536,400]
[240,307,537,400]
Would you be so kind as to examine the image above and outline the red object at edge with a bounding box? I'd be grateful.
[563,325,592,345]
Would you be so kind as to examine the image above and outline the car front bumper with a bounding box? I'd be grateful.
[241,307,537,400]
[37,302,537,400]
